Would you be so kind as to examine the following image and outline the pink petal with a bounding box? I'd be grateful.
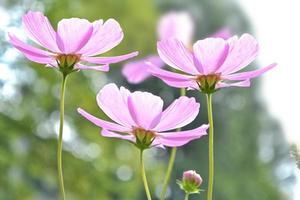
[148,64,193,82]
[82,51,138,64]
[193,38,229,74]
[122,55,164,84]
[210,27,232,40]
[9,34,54,64]
[127,91,163,130]
[154,96,200,132]
[218,34,259,74]
[75,63,109,72]
[79,19,124,56]
[22,11,59,52]
[97,83,136,127]
[101,129,135,142]
[56,18,93,53]
[77,108,130,132]
[157,11,194,46]
[157,39,199,75]
[217,79,251,88]
[156,124,208,147]
[149,66,197,89]
[223,63,276,80]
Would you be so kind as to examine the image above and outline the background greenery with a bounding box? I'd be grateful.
[0,0,294,199]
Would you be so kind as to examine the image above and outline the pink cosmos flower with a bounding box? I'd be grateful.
[9,11,138,72]
[122,11,232,84]
[149,34,276,93]
[77,83,208,149]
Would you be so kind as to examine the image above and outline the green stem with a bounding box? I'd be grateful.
[140,150,152,200]
[160,88,186,200]
[160,147,177,200]
[184,193,190,200]
[58,74,68,200]
[206,94,214,200]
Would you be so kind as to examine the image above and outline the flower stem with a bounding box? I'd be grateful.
[58,74,68,200]
[184,193,190,200]
[140,150,152,200]
[160,147,176,200]
[206,94,214,200]
[160,88,186,200]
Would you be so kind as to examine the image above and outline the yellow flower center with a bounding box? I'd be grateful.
[132,127,156,150]
[196,74,221,94]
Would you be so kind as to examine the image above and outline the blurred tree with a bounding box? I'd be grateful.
[0,0,294,200]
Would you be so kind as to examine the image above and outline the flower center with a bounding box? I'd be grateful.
[132,127,156,150]
[196,74,221,94]
[55,54,81,75]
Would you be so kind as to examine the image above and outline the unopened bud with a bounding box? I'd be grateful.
[177,170,203,195]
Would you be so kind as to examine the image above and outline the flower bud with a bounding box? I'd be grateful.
[183,170,202,187]
[177,170,202,194]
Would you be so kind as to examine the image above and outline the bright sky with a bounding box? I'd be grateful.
[238,0,300,199]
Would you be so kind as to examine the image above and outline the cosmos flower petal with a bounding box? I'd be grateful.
[218,34,259,74]
[193,38,229,74]
[154,96,200,132]
[127,91,163,130]
[97,83,136,127]
[210,27,232,40]
[101,129,135,142]
[149,65,193,82]
[217,79,251,88]
[56,18,93,53]
[157,39,199,74]
[22,11,59,52]
[75,63,109,72]
[77,108,131,132]
[223,63,276,81]
[82,51,138,64]
[158,11,194,45]
[79,19,123,56]
[155,124,208,147]
[8,34,54,64]
[122,55,164,84]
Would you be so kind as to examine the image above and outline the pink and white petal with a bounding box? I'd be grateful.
[9,34,54,64]
[223,63,276,80]
[22,11,59,52]
[75,63,109,72]
[122,55,164,84]
[79,19,123,56]
[101,129,135,142]
[157,39,198,74]
[127,91,163,130]
[217,79,251,88]
[193,38,229,74]
[77,108,130,132]
[97,83,136,127]
[56,18,93,53]
[82,51,138,64]
[218,34,259,74]
[157,11,194,45]
[156,124,208,147]
[154,96,200,132]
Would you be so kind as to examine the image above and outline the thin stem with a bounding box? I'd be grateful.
[206,94,214,200]
[58,74,68,200]
[160,88,186,200]
[140,150,152,200]
[160,147,176,200]
[184,193,190,200]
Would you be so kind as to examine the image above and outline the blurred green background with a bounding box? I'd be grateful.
[0,0,295,199]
